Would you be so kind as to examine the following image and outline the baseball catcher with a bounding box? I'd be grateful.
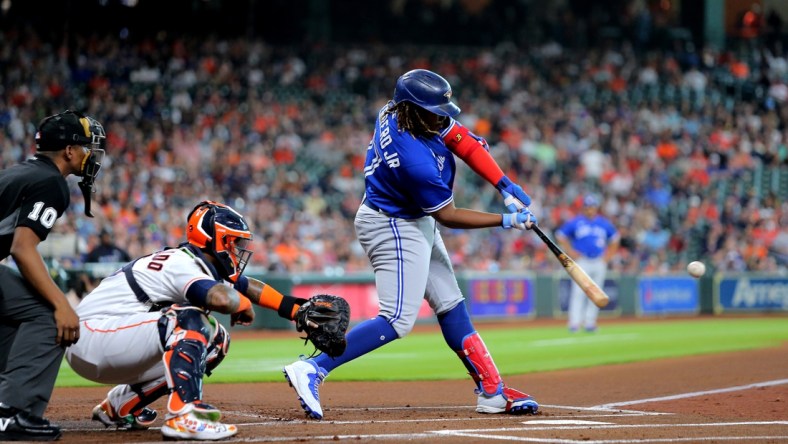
[65,200,350,440]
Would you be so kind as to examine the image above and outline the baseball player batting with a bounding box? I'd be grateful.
[284,69,539,420]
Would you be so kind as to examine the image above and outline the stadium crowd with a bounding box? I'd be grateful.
[1,27,787,281]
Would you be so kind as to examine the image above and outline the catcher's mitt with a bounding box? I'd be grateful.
[295,294,350,357]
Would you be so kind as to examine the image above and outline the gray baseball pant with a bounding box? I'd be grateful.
[0,265,65,417]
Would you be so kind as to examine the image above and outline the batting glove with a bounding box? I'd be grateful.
[502,209,537,230]
[496,176,531,211]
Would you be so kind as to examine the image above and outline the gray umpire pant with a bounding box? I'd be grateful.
[0,265,65,417]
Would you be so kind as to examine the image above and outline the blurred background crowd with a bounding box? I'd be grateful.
[1,0,787,286]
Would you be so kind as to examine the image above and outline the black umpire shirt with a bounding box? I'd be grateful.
[0,155,70,260]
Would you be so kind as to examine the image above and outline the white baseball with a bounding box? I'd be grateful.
[687,261,706,278]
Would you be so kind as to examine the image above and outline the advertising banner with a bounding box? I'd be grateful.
[292,283,433,322]
[716,276,788,312]
[638,277,699,315]
[467,278,534,318]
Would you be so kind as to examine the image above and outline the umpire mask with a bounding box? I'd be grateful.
[76,115,106,217]
[36,110,106,217]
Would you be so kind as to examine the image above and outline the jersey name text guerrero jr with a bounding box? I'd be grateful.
[363,104,457,219]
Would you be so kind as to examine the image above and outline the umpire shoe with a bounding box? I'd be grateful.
[92,399,158,430]
[476,386,539,415]
[283,359,327,420]
[0,403,62,441]
[161,411,237,440]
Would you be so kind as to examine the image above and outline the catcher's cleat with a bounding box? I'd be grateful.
[283,359,326,420]
[91,399,158,430]
[160,411,237,441]
[476,386,539,415]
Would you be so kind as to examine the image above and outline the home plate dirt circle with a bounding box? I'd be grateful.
[49,342,788,443]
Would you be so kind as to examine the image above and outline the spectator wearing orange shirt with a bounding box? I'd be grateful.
[656,134,679,162]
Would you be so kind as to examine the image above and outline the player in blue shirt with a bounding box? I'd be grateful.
[556,195,619,332]
[284,69,539,419]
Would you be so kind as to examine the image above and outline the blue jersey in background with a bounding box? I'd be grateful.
[555,215,618,259]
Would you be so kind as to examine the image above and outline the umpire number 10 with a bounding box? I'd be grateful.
[147,253,171,271]
[27,201,57,229]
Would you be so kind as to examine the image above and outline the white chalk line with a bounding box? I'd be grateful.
[61,418,788,442]
[61,378,788,442]
[60,404,661,432]
[593,378,788,409]
[220,403,665,423]
[438,421,788,433]
[123,422,788,444]
[136,437,788,444]
[438,433,788,443]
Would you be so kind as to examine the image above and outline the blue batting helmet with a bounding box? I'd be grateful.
[393,69,461,117]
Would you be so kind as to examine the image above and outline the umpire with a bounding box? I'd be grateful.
[0,110,106,441]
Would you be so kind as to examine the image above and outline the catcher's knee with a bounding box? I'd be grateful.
[158,305,213,348]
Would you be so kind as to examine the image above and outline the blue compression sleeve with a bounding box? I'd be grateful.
[437,302,475,350]
[233,275,249,294]
[314,315,398,373]
[185,279,219,306]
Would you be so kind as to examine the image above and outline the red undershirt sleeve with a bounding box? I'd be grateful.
[441,121,504,186]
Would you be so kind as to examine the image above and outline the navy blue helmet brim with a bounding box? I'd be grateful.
[423,101,461,117]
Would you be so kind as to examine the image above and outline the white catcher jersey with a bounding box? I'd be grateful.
[77,245,228,320]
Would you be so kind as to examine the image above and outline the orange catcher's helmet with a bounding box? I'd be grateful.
[186,200,253,283]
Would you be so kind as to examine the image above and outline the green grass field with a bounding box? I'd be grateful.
[56,317,788,387]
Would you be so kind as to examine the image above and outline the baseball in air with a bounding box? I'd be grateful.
[687,261,706,278]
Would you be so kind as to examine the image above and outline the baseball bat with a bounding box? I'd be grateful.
[531,225,610,308]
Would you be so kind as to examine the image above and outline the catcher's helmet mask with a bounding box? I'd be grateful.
[35,109,106,217]
[393,69,461,117]
[186,201,253,283]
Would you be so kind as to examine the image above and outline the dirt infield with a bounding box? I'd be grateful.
[48,337,788,443]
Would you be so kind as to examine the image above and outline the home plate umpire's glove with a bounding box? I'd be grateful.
[295,294,350,357]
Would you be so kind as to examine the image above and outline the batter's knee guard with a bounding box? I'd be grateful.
[456,332,503,396]
[205,316,230,377]
[158,305,219,420]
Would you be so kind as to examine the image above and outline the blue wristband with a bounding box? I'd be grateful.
[496,175,513,191]
[234,275,249,294]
